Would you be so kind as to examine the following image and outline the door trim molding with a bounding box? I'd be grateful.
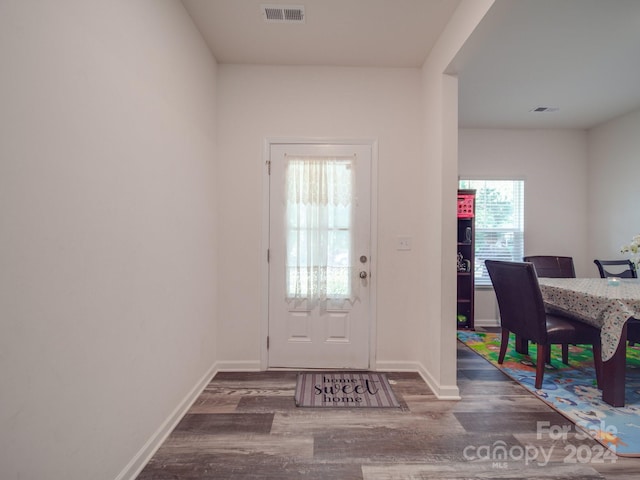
[260,137,379,370]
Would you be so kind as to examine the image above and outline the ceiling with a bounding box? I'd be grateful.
[182,0,640,129]
[452,0,640,129]
[181,0,460,68]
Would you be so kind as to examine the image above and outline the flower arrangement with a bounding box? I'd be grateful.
[620,234,640,269]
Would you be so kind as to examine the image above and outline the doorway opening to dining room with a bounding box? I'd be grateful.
[262,140,378,370]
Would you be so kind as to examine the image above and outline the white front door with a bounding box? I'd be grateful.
[268,143,372,369]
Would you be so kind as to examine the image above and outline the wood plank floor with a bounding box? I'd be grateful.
[137,333,640,479]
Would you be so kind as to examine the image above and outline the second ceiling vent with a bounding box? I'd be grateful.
[261,4,305,23]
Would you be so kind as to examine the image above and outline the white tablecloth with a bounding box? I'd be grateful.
[538,278,640,361]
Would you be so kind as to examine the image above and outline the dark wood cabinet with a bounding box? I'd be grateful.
[457,189,475,329]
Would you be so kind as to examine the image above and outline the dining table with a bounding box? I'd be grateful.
[537,277,640,407]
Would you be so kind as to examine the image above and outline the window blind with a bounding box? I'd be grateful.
[459,179,525,286]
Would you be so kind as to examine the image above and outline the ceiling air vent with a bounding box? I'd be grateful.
[261,4,305,23]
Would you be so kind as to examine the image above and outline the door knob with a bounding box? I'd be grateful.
[359,271,368,279]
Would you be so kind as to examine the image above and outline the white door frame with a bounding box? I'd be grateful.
[260,137,378,370]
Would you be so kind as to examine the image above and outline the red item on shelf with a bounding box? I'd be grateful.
[457,194,474,218]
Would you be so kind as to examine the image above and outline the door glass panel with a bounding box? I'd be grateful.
[285,156,354,305]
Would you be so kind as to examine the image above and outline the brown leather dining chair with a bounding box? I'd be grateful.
[593,259,637,278]
[523,255,576,278]
[486,260,602,389]
[522,255,576,362]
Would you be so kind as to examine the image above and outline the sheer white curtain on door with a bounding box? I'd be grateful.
[285,155,359,309]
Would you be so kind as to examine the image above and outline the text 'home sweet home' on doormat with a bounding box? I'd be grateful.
[294,372,400,407]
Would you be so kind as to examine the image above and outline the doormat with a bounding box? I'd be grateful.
[294,372,400,408]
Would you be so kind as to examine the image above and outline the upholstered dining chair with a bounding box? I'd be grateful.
[523,255,576,278]
[522,255,576,362]
[486,260,602,389]
[627,320,640,346]
[594,259,640,345]
[593,259,637,278]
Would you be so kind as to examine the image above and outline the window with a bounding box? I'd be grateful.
[286,156,355,305]
[458,179,525,286]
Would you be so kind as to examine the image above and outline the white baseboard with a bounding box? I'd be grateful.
[374,361,461,400]
[473,318,500,328]
[116,361,219,480]
[216,360,261,371]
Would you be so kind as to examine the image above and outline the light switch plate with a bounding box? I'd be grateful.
[397,236,412,251]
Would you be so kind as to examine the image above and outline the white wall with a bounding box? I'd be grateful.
[459,128,589,324]
[216,65,425,369]
[587,108,640,261]
[0,2,218,479]
[419,0,495,395]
